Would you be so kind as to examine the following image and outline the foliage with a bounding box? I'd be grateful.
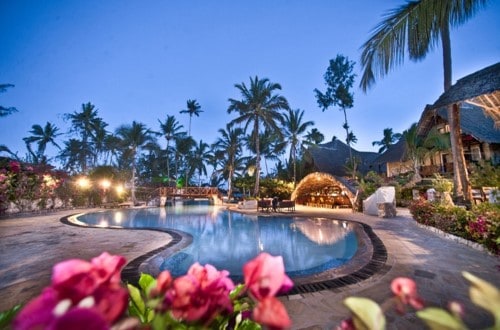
[341,273,500,330]
[469,160,500,188]
[7,252,293,330]
[408,199,499,254]
[357,171,384,200]
[259,178,294,200]
[0,160,65,213]
[431,173,453,193]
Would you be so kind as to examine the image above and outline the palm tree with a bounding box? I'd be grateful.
[228,76,289,196]
[245,130,286,177]
[403,123,450,183]
[0,84,18,117]
[304,128,325,145]
[282,109,314,187]
[179,99,202,137]
[372,128,402,153]
[58,139,86,174]
[64,102,104,173]
[115,121,155,204]
[174,135,196,186]
[188,140,211,186]
[360,0,488,202]
[213,124,245,199]
[23,122,62,164]
[158,115,185,183]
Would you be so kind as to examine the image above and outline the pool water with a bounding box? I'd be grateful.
[74,203,358,278]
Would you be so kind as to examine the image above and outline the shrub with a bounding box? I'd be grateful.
[408,199,436,226]
[468,203,500,254]
[433,204,470,236]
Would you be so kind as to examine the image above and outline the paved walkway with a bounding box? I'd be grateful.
[1,206,498,329]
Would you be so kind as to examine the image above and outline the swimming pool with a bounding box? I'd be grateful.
[71,204,361,280]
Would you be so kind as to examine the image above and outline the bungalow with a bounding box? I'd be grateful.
[374,62,500,178]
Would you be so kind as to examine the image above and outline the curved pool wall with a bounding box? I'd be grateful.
[63,205,387,295]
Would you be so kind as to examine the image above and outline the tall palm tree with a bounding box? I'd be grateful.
[64,102,104,173]
[282,109,314,187]
[0,84,18,117]
[372,128,402,153]
[158,115,185,182]
[304,128,325,145]
[360,0,488,202]
[228,76,289,196]
[213,124,245,199]
[58,139,86,174]
[115,121,155,204]
[245,130,286,177]
[23,122,62,164]
[179,99,202,137]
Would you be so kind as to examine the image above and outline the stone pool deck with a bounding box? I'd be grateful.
[1,205,499,329]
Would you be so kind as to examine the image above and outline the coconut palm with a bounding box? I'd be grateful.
[158,115,185,182]
[64,102,104,172]
[179,99,202,137]
[174,135,196,186]
[282,109,314,187]
[187,140,211,186]
[58,139,86,174]
[403,122,451,183]
[23,122,62,164]
[115,121,156,204]
[213,124,245,199]
[304,128,325,145]
[372,128,402,153]
[360,0,488,202]
[0,84,18,117]
[228,76,289,196]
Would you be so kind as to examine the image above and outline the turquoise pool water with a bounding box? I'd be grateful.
[74,203,358,278]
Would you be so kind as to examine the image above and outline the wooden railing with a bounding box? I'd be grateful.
[158,187,220,197]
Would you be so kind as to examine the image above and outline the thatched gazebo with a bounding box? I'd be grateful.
[291,172,356,208]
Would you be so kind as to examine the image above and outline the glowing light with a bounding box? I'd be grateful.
[77,177,90,189]
[115,184,124,195]
[100,179,111,190]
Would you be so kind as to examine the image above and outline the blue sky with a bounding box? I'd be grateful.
[1,0,499,165]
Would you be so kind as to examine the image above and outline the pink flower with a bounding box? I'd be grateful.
[168,263,235,325]
[13,252,128,329]
[243,253,293,300]
[391,277,424,312]
[8,161,21,173]
[252,296,291,329]
[150,270,173,299]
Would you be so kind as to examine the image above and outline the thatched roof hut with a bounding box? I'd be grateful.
[428,62,500,127]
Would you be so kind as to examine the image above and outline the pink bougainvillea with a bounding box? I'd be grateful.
[13,252,128,330]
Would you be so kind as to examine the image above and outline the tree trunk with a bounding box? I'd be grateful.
[441,23,471,203]
[254,119,260,197]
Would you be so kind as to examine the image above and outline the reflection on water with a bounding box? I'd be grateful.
[76,203,357,278]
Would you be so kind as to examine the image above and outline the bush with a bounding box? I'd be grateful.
[467,203,500,254]
[408,199,436,226]
[433,204,470,235]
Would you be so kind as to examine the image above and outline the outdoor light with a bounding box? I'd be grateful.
[100,179,111,190]
[115,184,124,195]
[76,177,90,189]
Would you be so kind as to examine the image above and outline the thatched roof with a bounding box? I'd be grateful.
[291,172,357,201]
[429,62,500,127]
[418,103,500,143]
[305,140,379,177]
[372,137,407,164]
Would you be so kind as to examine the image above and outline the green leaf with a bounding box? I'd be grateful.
[417,308,466,330]
[343,297,385,330]
[138,273,156,292]
[128,283,146,317]
[0,304,22,329]
[462,271,500,328]
[230,283,246,300]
